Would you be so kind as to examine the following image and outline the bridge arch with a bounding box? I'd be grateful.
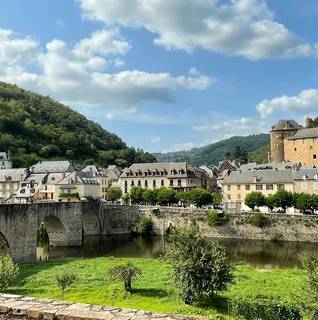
[42,215,67,246]
[0,232,9,256]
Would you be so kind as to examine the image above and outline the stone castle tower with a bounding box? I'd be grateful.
[269,120,303,163]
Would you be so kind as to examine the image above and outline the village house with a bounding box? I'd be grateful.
[0,152,12,170]
[0,168,28,202]
[115,162,212,194]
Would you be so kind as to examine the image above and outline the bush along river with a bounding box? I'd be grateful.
[37,234,318,269]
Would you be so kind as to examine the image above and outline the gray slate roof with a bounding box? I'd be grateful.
[0,169,28,182]
[33,161,74,173]
[0,152,8,160]
[288,127,318,140]
[271,120,303,131]
[293,168,318,180]
[224,169,293,184]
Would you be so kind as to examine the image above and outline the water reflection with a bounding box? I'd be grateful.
[37,235,318,269]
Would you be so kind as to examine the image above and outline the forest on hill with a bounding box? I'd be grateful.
[0,82,156,168]
[154,134,270,166]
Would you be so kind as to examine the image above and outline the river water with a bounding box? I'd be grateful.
[37,235,318,269]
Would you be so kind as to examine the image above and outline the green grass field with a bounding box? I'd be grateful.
[8,257,304,319]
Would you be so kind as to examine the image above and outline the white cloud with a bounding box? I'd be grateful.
[78,0,315,60]
[192,116,268,139]
[256,89,318,118]
[150,136,161,143]
[0,27,212,109]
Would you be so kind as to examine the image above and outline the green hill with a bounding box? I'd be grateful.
[154,134,270,166]
[0,82,156,167]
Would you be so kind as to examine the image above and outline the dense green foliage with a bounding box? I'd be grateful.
[298,254,318,319]
[8,257,305,318]
[106,187,123,203]
[109,262,142,292]
[0,82,155,167]
[248,144,270,164]
[188,188,213,208]
[206,210,229,226]
[233,297,301,320]
[59,192,80,199]
[133,217,153,236]
[154,134,269,166]
[248,213,269,228]
[0,255,19,290]
[244,192,266,211]
[56,271,76,300]
[166,226,233,305]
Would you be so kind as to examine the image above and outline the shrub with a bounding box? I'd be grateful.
[133,216,153,236]
[248,213,269,228]
[37,222,49,246]
[297,253,318,319]
[142,189,156,205]
[156,187,177,206]
[233,297,301,320]
[270,230,283,243]
[56,271,76,300]
[122,193,130,204]
[166,225,233,305]
[0,255,19,291]
[109,262,141,292]
[59,192,80,199]
[206,210,228,226]
[130,186,145,204]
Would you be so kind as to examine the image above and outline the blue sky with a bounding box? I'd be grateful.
[1,0,318,153]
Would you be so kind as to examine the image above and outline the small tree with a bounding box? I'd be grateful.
[166,225,233,305]
[122,193,131,205]
[293,193,314,214]
[106,187,123,203]
[156,187,177,206]
[245,192,266,211]
[297,254,318,319]
[212,193,222,206]
[176,191,190,206]
[130,186,145,204]
[56,271,76,300]
[109,262,141,292]
[189,188,213,208]
[272,190,293,213]
[142,189,156,205]
[0,255,19,291]
[266,194,276,212]
[133,216,153,236]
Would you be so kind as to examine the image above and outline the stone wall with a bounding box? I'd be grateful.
[117,205,318,242]
[0,293,204,320]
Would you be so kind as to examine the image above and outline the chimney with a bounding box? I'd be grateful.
[306,117,313,128]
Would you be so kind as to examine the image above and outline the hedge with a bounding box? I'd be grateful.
[232,297,301,320]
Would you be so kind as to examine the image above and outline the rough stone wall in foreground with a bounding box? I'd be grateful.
[0,293,205,320]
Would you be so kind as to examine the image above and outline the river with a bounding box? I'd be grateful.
[37,235,318,269]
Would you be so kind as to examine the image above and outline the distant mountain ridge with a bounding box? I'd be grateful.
[0,82,156,168]
[153,134,270,166]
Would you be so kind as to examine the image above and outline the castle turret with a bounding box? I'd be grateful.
[269,120,303,163]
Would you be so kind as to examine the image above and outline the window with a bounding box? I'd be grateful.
[310,146,313,150]
[237,194,241,200]
[161,180,164,186]
[124,181,128,187]
[294,148,297,152]
[138,180,141,186]
[256,184,263,190]
[277,184,285,190]
[145,180,148,187]
[245,185,250,190]
[124,188,128,193]
[237,185,241,191]
[314,154,317,159]
[227,185,231,191]
[170,180,173,186]
[228,194,231,200]
[153,180,156,187]
[131,181,134,186]
[266,184,273,190]
[178,179,182,186]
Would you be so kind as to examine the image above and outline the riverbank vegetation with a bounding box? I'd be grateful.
[7,257,304,319]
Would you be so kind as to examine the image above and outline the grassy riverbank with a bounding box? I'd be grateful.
[8,257,304,318]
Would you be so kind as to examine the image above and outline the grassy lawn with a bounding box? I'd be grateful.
[8,257,304,319]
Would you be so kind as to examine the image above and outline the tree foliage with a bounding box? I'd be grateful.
[166,225,233,305]
[106,187,123,203]
[156,187,177,206]
[188,188,213,208]
[109,262,141,292]
[0,82,156,167]
[56,271,76,300]
[245,192,266,211]
[0,255,19,290]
